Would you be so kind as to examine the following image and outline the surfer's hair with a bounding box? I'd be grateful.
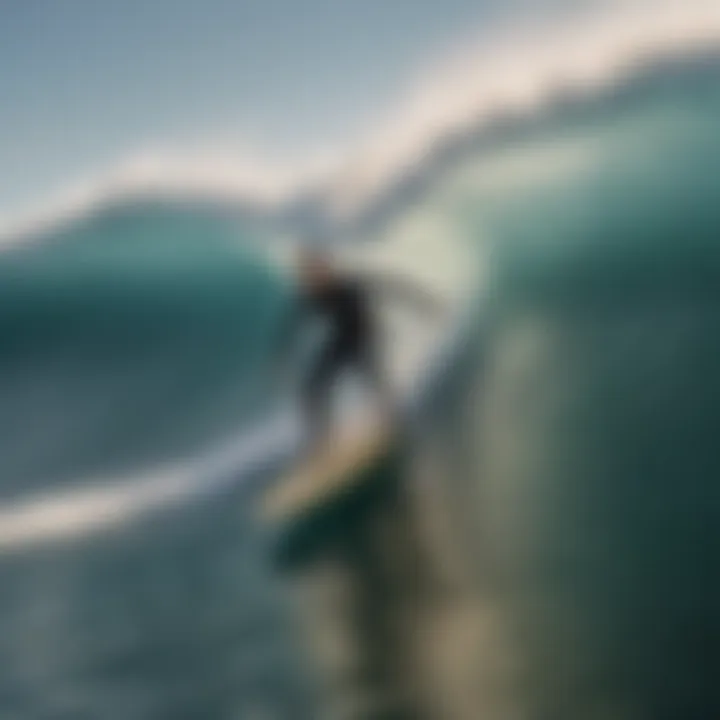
[298,245,333,268]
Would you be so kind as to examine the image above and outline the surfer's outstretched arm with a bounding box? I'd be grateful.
[366,272,447,318]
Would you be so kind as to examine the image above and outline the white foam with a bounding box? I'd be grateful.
[327,0,720,216]
[0,409,298,553]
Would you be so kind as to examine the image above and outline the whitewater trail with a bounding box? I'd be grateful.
[0,410,298,553]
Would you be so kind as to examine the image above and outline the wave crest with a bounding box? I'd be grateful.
[1,0,719,245]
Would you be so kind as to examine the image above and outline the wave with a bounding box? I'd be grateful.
[0,210,295,505]
[1,0,719,550]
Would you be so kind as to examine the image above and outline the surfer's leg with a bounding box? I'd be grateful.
[302,344,344,452]
[357,344,397,424]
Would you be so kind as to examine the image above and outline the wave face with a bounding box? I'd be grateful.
[0,32,719,720]
[0,203,317,719]
[440,48,720,718]
[0,201,289,496]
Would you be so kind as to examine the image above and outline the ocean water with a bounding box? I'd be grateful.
[0,20,719,720]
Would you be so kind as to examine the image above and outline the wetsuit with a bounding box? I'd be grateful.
[277,272,440,448]
[301,278,385,446]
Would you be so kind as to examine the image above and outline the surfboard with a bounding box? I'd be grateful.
[260,416,404,570]
[262,418,394,524]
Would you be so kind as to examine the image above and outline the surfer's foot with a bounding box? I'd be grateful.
[299,430,331,463]
[378,399,400,430]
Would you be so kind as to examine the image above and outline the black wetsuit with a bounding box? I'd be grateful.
[301,278,384,444]
[278,272,439,447]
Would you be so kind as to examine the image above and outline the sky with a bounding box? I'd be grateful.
[0,0,535,220]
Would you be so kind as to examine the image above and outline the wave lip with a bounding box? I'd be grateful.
[3,0,720,245]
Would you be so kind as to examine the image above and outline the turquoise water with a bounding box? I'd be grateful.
[0,203,289,495]
[457,50,720,719]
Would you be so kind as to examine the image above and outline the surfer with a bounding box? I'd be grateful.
[277,248,443,453]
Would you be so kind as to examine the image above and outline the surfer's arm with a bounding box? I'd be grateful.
[366,273,446,318]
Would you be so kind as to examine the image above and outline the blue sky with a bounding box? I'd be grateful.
[1,0,542,219]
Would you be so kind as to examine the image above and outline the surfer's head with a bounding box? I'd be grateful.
[297,247,335,290]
